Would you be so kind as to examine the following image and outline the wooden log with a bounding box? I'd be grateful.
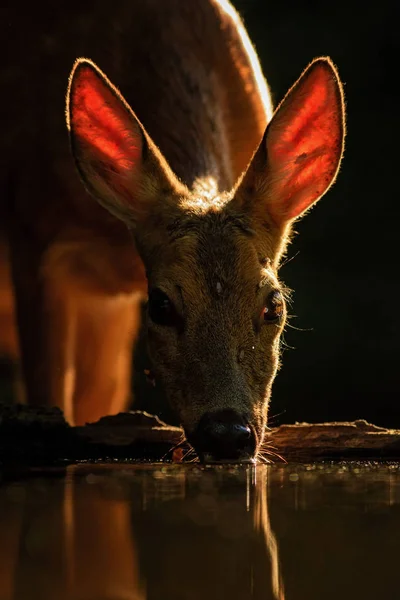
[265,420,400,461]
[1,402,400,465]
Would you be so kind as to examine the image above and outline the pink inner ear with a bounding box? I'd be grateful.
[70,64,142,173]
[266,61,343,221]
[271,68,331,157]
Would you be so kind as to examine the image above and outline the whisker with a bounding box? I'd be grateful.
[255,453,270,464]
[281,284,294,305]
[285,321,314,333]
[182,447,197,462]
[259,441,287,464]
[186,455,200,463]
[258,449,286,463]
[280,250,300,269]
[267,410,286,426]
[280,332,295,351]
[161,433,187,461]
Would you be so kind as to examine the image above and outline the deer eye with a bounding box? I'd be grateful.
[263,290,284,323]
[148,288,180,327]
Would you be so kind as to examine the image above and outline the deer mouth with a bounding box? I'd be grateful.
[187,409,258,464]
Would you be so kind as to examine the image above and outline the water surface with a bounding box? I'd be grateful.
[1,462,399,599]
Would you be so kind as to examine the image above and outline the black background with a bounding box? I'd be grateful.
[237,0,400,427]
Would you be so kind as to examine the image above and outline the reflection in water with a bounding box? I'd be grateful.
[0,464,284,600]
[2,463,400,599]
[254,470,284,600]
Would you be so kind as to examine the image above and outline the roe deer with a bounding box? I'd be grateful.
[2,0,345,462]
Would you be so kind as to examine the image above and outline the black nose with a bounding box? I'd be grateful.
[191,410,256,462]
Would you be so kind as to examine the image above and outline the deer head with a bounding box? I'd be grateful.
[67,57,345,462]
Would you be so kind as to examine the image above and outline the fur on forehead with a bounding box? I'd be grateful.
[167,202,253,241]
[140,177,280,273]
[165,177,257,240]
[167,201,279,270]
[163,204,276,291]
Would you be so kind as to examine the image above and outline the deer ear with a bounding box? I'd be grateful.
[66,58,176,224]
[237,57,345,227]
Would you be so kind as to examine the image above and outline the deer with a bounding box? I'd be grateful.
[2,0,345,463]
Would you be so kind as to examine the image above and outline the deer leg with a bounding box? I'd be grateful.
[72,292,142,426]
[8,231,77,423]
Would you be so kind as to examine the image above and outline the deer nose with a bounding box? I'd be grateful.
[192,410,256,462]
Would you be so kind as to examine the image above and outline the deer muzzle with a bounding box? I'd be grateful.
[189,409,257,463]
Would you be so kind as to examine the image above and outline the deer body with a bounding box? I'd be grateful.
[1,0,345,460]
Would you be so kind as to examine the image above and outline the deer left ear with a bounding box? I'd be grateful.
[66,58,182,226]
[236,57,345,228]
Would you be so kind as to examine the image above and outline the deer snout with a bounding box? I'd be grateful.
[190,409,257,463]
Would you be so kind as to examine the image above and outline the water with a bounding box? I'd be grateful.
[1,462,399,600]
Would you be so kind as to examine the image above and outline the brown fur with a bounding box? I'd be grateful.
[0,0,344,454]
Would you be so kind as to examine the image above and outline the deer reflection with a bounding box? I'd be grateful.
[130,465,285,600]
[0,465,284,600]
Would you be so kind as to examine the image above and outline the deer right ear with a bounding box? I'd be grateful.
[66,58,177,224]
[236,57,345,229]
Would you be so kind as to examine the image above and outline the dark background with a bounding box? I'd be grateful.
[2,0,399,428]
[235,0,399,427]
